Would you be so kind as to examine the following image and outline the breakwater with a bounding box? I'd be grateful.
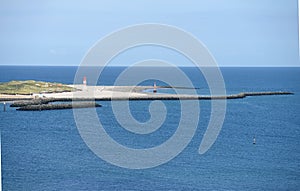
[11,98,53,107]
[198,91,294,100]
[96,91,293,100]
[1,91,293,111]
[17,102,101,111]
[5,91,293,103]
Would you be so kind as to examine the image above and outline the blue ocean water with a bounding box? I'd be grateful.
[0,66,300,190]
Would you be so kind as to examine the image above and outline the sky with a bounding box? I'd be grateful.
[0,0,299,67]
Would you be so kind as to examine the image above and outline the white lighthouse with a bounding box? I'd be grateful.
[153,81,157,93]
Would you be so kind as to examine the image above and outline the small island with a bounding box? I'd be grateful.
[0,80,294,111]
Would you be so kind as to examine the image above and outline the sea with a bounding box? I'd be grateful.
[0,66,299,190]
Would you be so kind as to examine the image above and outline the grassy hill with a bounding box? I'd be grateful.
[0,80,76,95]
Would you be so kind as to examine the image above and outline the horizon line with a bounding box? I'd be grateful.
[0,64,299,67]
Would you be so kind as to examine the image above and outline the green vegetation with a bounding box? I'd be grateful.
[0,80,76,95]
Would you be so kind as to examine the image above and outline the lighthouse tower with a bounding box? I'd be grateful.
[83,76,87,86]
[153,81,157,93]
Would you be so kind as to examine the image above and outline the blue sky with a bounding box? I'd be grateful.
[0,0,298,66]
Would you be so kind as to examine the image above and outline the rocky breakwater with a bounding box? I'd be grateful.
[10,98,101,111]
[199,91,293,100]
[17,102,101,111]
[10,98,53,107]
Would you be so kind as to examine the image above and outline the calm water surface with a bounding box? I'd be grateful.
[0,66,299,190]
